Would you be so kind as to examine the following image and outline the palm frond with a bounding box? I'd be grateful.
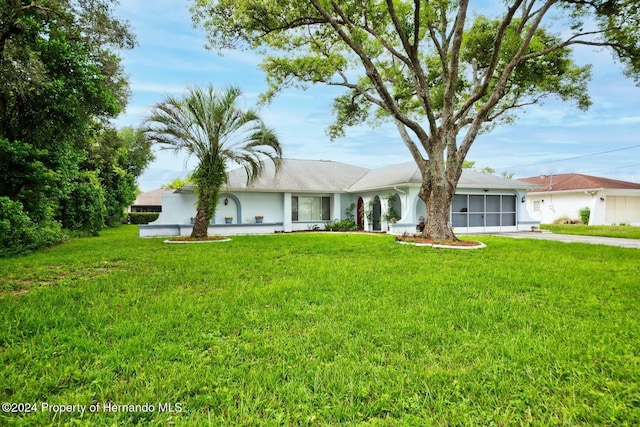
[144,84,282,190]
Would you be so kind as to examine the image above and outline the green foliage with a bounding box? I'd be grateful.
[578,206,591,225]
[462,159,514,178]
[127,212,160,225]
[59,172,106,236]
[344,203,356,221]
[542,224,640,239]
[0,0,138,252]
[461,15,593,116]
[326,203,361,230]
[324,218,359,231]
[0,197,66,257]
[383,194,400,222]
[84,127,153,227]
[1,228,639,423]
[162,174,194,189]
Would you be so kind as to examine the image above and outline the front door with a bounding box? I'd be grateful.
[357,197,364,229]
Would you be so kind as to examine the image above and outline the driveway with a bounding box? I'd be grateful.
[493,232,640,249]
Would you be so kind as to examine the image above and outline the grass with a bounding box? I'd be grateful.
[1,226,639,425]
[542,224,640,239]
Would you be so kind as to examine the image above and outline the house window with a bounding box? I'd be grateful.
[533,201,541,212]
[292,196,330,221]
[451,194,517,228]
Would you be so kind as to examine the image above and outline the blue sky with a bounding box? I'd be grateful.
[113,1,640,191]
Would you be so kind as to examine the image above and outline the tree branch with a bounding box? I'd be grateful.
[394,118,427,171]
[442,0,469,126]
[308,0,430,145]
[457,0,558,164]
[454,0,527,122]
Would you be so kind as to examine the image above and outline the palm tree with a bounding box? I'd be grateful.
[144,85,282,238]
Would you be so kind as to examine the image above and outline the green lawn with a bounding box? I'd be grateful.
[2,226,639,425]
[542,224,640,239]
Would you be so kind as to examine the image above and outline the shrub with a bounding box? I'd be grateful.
[553,216,581,225]
[325,218,359,231]
[128,212,160,224]
[578,206,591,225]
[59,171,106,236]
[0,197,66,257]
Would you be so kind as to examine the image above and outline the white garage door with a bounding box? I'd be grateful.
[606,196,640,224]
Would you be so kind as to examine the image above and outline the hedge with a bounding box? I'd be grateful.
[128,212,160,224]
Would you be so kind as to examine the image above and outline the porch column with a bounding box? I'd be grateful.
[332,193,342,221]
[380,197,390,230]
[283,192,292,232]
[363,196,372,231]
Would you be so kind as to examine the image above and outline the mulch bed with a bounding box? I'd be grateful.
[164,235,230,243]
[395,234,485,248]
[407,237,482,247]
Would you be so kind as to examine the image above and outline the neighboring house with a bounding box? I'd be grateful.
[139,159,540,237]
[129,188,174,213]
[520,173,640,225]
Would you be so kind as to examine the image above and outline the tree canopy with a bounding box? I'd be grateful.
[192,0,640,240]
[0,1,148,255]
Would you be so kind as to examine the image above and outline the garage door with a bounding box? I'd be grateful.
[606,196,640,224]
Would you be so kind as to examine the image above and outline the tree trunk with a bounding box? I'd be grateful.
[420,187,457,241]
[191,204,211,238]
[419,159,459,242]
[191,186,217,238]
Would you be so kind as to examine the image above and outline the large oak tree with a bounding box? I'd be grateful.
[192,0,640,241]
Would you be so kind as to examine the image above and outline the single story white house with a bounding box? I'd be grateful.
[520,173,640,225]
[139,159,540,237]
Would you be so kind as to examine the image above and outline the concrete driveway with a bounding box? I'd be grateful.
[493,232,640,249]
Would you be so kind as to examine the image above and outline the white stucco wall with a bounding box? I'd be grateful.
[526,189,640,225]
[144,185,539,237]
[150,191,285,225]
[217,192,284,224]
[150,192,198,225]
[526,191,598,224]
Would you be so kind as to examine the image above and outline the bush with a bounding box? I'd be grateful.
[0,197,66,257]
[553,216,581,225]
[325,218,360,231]
[128,212,160,224]
[59,172,106,236]
[578,207,591,225]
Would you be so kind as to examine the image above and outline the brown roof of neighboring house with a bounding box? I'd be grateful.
[131,188,174,206]
[520,173,640,192]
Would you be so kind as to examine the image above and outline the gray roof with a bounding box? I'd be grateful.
[178,158,538,193]
[347,161,539,192]
[226,159,369,193]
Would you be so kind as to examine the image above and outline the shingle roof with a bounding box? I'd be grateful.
[178,159,538,193]
[131,188,174,206]
[520,173,640,192]
[225,159,369,192]
[347,162,539,191]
